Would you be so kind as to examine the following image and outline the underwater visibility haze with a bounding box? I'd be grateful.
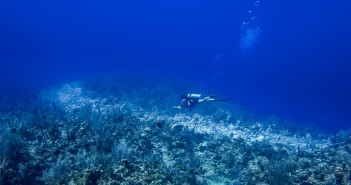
[1,0,350,131]
[1,0,351,184]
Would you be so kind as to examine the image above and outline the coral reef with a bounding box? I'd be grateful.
[0,78,350,185]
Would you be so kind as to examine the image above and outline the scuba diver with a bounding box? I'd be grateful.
[174,93,230,109]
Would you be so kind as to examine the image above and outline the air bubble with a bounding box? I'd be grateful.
[240,0,261,51]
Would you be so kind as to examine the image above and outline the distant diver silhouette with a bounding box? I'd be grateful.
[174,93,230,109]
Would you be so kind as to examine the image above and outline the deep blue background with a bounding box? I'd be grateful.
[1,0,351,132]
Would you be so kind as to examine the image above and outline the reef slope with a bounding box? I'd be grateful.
[0,79,350,185]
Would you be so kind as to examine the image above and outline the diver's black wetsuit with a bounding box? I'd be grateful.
[180,96,200,109]
[178,94,230,109]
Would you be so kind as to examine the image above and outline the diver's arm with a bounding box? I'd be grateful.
[199,97,231,103]
[199,96,215,103]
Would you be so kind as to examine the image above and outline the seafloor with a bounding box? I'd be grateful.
[0,77,350,185]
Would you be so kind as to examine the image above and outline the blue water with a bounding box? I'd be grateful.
[1,0,351,132]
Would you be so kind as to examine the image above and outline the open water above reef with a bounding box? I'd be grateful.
[0,77,350,185]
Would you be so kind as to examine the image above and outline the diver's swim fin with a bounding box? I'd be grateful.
[215,98,231,102]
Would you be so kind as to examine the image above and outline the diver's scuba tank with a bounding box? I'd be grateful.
[186,94,201,99]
